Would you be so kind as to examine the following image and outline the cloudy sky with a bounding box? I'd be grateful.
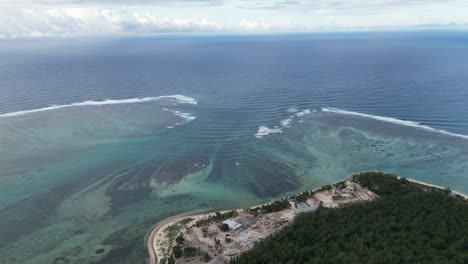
[1,0,468,38]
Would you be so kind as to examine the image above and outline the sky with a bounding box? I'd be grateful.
[1,0,468,38]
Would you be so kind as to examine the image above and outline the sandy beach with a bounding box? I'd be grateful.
[147,210,235,264]
[146,200,278,264]
[146,176,467,264]
[402,177,468,199]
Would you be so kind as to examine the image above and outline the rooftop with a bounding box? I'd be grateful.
[222,219,243,230]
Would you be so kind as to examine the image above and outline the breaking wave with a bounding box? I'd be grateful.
[280,118,293,128]
[255,126,283,138]
[163,108,197,128]
[256,106,468,140]
[0,94,197,118]
[322,107,468,140]
[255,108,314,138]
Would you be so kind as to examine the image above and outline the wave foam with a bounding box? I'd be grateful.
[167,110,197,122]
[255,126,283,138]
[322,107,468,140]
[256,108,314,139]
[296,109,312,117]
[173,111,197,122]
[0,94,197,118]
[280,118,293,128]
[163,108,197,129]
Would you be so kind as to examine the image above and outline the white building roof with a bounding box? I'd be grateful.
[222,219,243,230]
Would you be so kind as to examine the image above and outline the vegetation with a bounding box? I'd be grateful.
[162,219,193,261]
[183,247,198,257]
[179,218,194,225]
[172,245,182,259]
[247,198,290,216]
[219,223,230,232]
[168,255,175,264]
[201,226,209,238]
[175,233,184,245]
[203,252,212,262]
[164,224,181,241]
[291,181,349,204]
[231,172,468,264]
[290,190,312,203]
[352,171,451,197]
[195,211,238,227]
[163,219,192,248]
[336,180,347,190]
[318,184,332,191]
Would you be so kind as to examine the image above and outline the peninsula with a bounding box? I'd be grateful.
[146,172,468,264]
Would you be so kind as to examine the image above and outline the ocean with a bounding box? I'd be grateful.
[1,32,468,263]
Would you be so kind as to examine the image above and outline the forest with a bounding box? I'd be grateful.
[231,172,468,264]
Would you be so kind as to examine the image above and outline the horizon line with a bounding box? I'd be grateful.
[1,28,468,41]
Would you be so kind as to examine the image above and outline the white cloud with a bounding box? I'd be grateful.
[0,7,228,38]
[0,0,467,38]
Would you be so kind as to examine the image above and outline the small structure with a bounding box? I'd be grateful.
[222,219,243,231]
[297,203,316,213]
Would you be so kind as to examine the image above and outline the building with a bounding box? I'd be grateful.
[297,203,316,213]
[222,219,243,231]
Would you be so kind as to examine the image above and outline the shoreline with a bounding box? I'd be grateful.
[146,209,239,264]
[146,175,467,264]
[402,177,468,199]
[146,201,277,264]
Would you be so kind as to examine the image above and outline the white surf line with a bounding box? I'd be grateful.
[255,108,316,138]
[255,125,283,138]
[255,108,315,139]
[163,108,197,128]
[321,107,468,140]
[0,94,197,118]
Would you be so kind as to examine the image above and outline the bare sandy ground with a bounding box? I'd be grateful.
[146,214,187,264]
[146,176,467,264]
[146,202,276,264]
[147,210,234,264]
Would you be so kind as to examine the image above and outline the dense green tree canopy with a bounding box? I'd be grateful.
[231,172,468,264]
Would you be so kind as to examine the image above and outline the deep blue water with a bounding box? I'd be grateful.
[1,32,468,264]
[1,32,468,135]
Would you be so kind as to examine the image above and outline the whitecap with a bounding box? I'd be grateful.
[163,108,197,128]
[255,126,283,138]
[163,95,198,105]
[280,118,293,128]
[0,94,197,118]
[296,109,312,117]
[256,109,314,138]
[321,107,468,140]
[170,110,197,122]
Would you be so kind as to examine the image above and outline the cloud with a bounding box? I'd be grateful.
[0,7,229,38]
[0,0,223,6]
[0,0,467,38]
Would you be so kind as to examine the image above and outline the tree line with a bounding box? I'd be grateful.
[231,172,468,264]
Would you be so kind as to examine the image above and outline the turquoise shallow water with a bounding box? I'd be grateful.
[1,33,468,263]
[1,100,467,264]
